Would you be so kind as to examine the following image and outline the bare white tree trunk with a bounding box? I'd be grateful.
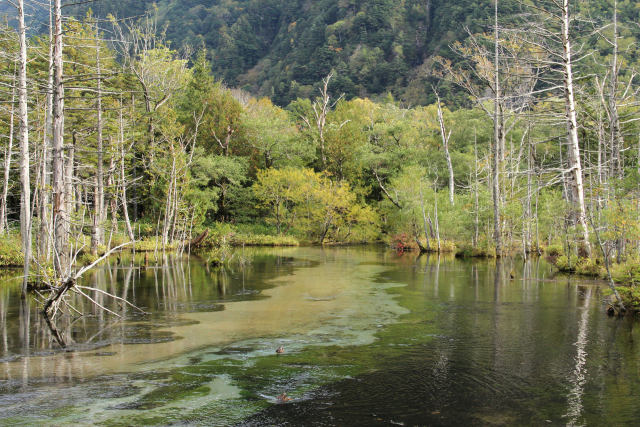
[473,128,479,249]
[492,0,503,256]
[17,0,32,296]
[119,105,134,241]
[39,0,54,261]
[419,185,431,251]
[434,194,441,253]
[435,89,454,206]
[52,0,69,276]
[561,0,591,256]
[609,0,623,179]
[107,137,118,248]
[91,22,105,254]
[0,67,15,235]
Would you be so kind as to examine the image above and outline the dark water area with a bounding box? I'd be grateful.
[0,247,638,425]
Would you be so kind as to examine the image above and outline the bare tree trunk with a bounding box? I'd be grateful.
[561,0,591,257]
[0,68,15,235]
[473,129,479,249]
[52,0,69,276]
[162,146,176,246]
[419,185,431,251]
[435,89,454,206]
[91,22,105,254]
[492,0,503,257]
[609,0,623,179]
[39,0,54,261]
[120,127,134,241]
[524,130,532,256]
[17,0,32,296]
[434,196,441,253]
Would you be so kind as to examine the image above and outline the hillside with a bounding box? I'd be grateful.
[67,0,521,106]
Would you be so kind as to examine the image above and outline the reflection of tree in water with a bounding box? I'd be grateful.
[564,286,592,426]
[0,251,297,359]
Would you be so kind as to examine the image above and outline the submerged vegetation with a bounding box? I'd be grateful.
[1,0,640,314]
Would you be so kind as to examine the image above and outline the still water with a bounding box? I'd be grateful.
[0,247,638,425]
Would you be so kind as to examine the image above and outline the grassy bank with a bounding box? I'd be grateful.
[0,234,24,268]
[546,245,640,312]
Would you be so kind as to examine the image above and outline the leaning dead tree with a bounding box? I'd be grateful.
[40,241,146,348]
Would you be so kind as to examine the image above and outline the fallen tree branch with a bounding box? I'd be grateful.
[71,287,122,318]
[76,285,148,314]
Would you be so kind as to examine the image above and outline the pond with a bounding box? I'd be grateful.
[0,246,638,425]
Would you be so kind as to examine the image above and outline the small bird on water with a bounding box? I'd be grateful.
[276,346,285,354]
[277,392,291,402]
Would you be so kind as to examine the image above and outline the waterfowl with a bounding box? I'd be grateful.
[277,392,292,402]
[276,346,285,354]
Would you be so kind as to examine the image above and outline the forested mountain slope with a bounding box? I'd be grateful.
[66,0,524,105]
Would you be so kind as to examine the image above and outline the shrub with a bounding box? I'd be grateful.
[575,257,602,277]
[0,234,24,267]
[545,244,563,257]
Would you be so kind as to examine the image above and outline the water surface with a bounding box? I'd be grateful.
[0,247,638,425]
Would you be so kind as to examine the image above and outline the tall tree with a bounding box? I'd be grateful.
[52,0,69,276]
[16,0,32,295]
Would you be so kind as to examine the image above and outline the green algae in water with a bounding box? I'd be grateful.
[2,250,640,426]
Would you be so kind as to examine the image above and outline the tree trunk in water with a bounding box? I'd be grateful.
[119,105,135,241]
[52,0,68,276]
[107,137,118,248]
[420,185,431,251]
[561,0,591,257]
[39,1,54,261]
[91,23,105,254]
[492,0,503,257]
[473,129,479,249]
[17,0,32,296]
[434,195,441,253]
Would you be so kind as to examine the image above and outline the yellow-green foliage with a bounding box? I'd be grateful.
[413,237,457,253]
[233,234,299,247]
[197,223,299,250]
[253,167,379,243]
[455,245,495,258]
[0,234,24,267]
[615,286,640,310]
[610,258,640,286]
[554,255,603,276]
[555,255,577,272]
[574,257,603,277]
[545,244,563,257]
[601,200,640,244]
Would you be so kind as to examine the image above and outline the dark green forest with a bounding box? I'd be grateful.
[65,0,531,105]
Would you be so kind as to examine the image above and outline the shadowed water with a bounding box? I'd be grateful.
[0,247,638,425]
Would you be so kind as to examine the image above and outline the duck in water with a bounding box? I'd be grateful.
[276,346,285,354]
[277,393,291,402]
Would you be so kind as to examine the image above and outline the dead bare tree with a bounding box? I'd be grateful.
[0,64,15,235]
[516,0,593,256]
[433,88,454,206]
[12,0,33,297]
[52,0,69,276]
[300,72,344,170]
